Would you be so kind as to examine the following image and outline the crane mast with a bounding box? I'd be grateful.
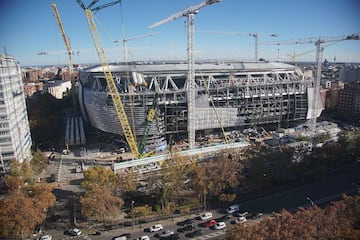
[114,32,160,63]
[150,0,221,149]
[263,33,360,133]
[198,30,277,61]
[51,3,77,110]
[77,0,140,158]
[51,3,72,76]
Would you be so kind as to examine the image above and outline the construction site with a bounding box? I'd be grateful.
[51,0,359,173]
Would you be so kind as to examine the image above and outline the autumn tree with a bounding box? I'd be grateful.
[81,166,118,191]
[0,190,40,239]
[80,166,124,221]
[25,183,56,216]
[5,159,34,190]
[116,170,136,192]
[80,186,124,222]
[30,149,48,176]
[132,205,152,225]
[226,193,360,240]
[150,153,193,210]
[191,152,243,200]
[0,159,56,239]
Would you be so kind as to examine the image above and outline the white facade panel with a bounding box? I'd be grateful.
[0,55,32,165]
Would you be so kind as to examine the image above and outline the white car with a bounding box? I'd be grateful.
[67,228,81,236]
[199,212,213,220]
[233,216,247,224]
[40,235,52,240]
[213,221,226,230]
[150,224,163,232]
[160,230,174,237]
[136,236,150,240]
[226,204,239,214]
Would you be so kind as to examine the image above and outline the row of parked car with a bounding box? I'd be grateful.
[73,204,262,240]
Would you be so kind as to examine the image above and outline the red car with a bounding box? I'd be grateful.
[202,219,217,227]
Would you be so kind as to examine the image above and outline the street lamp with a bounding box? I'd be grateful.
[131,200,135,229]
[306,197,315,206]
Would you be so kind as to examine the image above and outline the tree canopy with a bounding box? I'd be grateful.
[226,193,360,240]
[80,166,124,221]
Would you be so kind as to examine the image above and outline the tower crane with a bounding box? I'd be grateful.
[113,32,160,63]
[51,3,77,110]
[262,33,360,133]
[149,0,221,149]
[76,0,142,158]
[198,30,278,61]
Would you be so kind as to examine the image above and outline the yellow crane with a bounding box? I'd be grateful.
[51,3,72,77]
[76,0,140,158]
[51,3,77,110]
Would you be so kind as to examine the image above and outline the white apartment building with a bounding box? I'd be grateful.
[0,55,32,168]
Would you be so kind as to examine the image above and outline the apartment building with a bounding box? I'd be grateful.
[0,55,32,170]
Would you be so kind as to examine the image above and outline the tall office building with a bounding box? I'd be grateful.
[0,55,32,170]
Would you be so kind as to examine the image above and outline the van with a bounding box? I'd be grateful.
[226,204,239,214]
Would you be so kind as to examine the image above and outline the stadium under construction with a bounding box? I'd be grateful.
[76,60,321,158]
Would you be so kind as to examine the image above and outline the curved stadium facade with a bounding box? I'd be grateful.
[78,60,315,150]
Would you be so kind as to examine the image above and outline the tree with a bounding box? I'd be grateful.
[5,159,34,190]
[80,186,124,222]
[25,183,56,215]
[151,153,193,210]
[226,194,360,240]
[31,149,48,177]
[191,151,244,204]
[0,190,41,239]
[27,93,65,149]
[82,166,118,191]
[132,205,152,226]
[80,166,124,222]
[116,170,136,192]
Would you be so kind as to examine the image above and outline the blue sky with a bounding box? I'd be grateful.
[1,0,359,66]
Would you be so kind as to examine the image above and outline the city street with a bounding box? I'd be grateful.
[43,160,360,240]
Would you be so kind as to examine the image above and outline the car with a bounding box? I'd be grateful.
[234,211,248,217]
[112,233,131,240]
[226,204,239,214]
[201,219,217,227]
[40,235,52,240]
[212,221,226,230]
[150,224,163,232]
[65,228,81,236]
[216,214,232,222]
[248,212,263,220]
[177,224,195,233]
[185,229,203,238]
[135,236,150,240]
[199,212,213,220]
[231,216,247,224]
[177,218,194,226]
[159,233,180,240]
[159,230,174,238]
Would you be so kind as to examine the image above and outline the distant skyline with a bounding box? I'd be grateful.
[1,0,360,66]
